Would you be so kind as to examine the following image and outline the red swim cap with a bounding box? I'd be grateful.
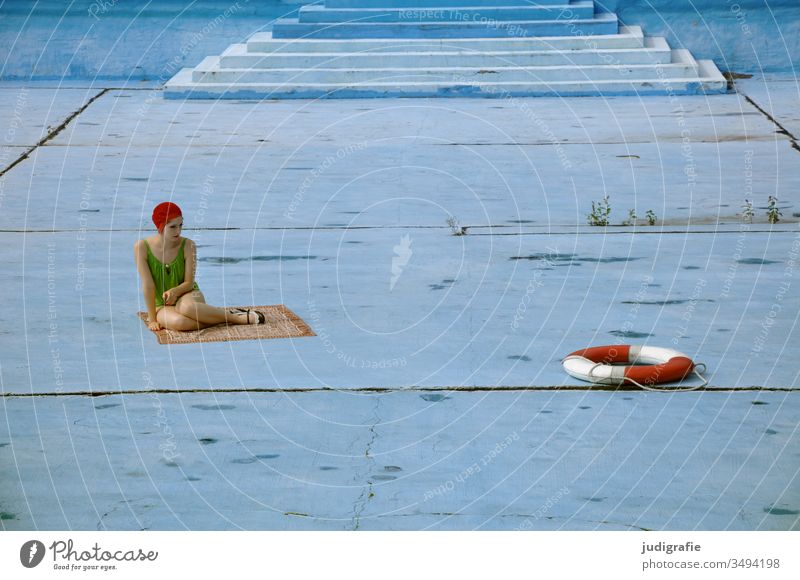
[152,202,182,233]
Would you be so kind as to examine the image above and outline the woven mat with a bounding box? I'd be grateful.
[138,305,315,345]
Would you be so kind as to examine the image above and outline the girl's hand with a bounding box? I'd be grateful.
[162,289,176,305]
[148,320,162,332]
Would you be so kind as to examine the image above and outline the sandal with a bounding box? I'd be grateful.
[226,308,246,322]
[246,309,265,325]
[227,308,264,324]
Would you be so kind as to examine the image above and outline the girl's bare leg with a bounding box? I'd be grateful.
[157,306,214,331]
[174,291,252,326]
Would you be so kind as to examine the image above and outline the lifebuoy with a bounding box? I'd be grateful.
[562,345,706,389]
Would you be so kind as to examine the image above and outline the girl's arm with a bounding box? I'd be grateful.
[170,237,198,298]
[134,240,160,327]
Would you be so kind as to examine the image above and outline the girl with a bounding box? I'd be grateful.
[135,201,264,331]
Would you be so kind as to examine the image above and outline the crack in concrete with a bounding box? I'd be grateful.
[273,511,651,531]
[503,513,652,531]
[523,515,652,532]
[742,94,800,154]
[351,397,381,531]
[358,511,653,531]
[0,88,111,178]
[96,503,123,531]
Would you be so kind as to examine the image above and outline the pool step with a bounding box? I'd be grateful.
[245,25,646,53]
[165,59,726,99]
[221,37,671,70]
[296,2,595,24]
[271,12,620,39]
[326,0,571,7]
[194,49,697,84]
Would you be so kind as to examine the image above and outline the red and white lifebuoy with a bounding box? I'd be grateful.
[562,345,706,390]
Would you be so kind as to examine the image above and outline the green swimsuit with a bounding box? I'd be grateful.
[144,238,200,307]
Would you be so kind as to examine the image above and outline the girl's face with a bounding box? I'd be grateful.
[162,216,183,240]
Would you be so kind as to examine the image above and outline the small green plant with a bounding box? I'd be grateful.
[766,196,782,224]
[622,209,637,226]
[446,216,467,236]
[645,210,657,226]
[741,199,755,223]
[587,195,611,226]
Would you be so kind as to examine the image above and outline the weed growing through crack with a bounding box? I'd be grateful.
[766,196,782,224]
[741,199,755,223]
[645,210,657,226]
[622,209,637,226]
[587,195,611,226]
[446,216,467,236]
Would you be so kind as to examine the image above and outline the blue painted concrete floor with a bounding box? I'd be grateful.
[1,76,798,530]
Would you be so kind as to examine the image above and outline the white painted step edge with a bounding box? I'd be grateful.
[228,36,669,59]
[193,49,695,77]
[245,25,644,51]
[165,68,729,91]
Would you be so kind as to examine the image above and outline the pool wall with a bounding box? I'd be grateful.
[0,0,797,80]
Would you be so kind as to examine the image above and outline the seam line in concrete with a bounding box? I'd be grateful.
[467,229,796,236]
[434,139,773,146]
[742,94,800,154]
[0,88,111,178]
[1,227,794,235]
[0,85,154,90]
[2,386,797,398]
[31,139,779,148]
